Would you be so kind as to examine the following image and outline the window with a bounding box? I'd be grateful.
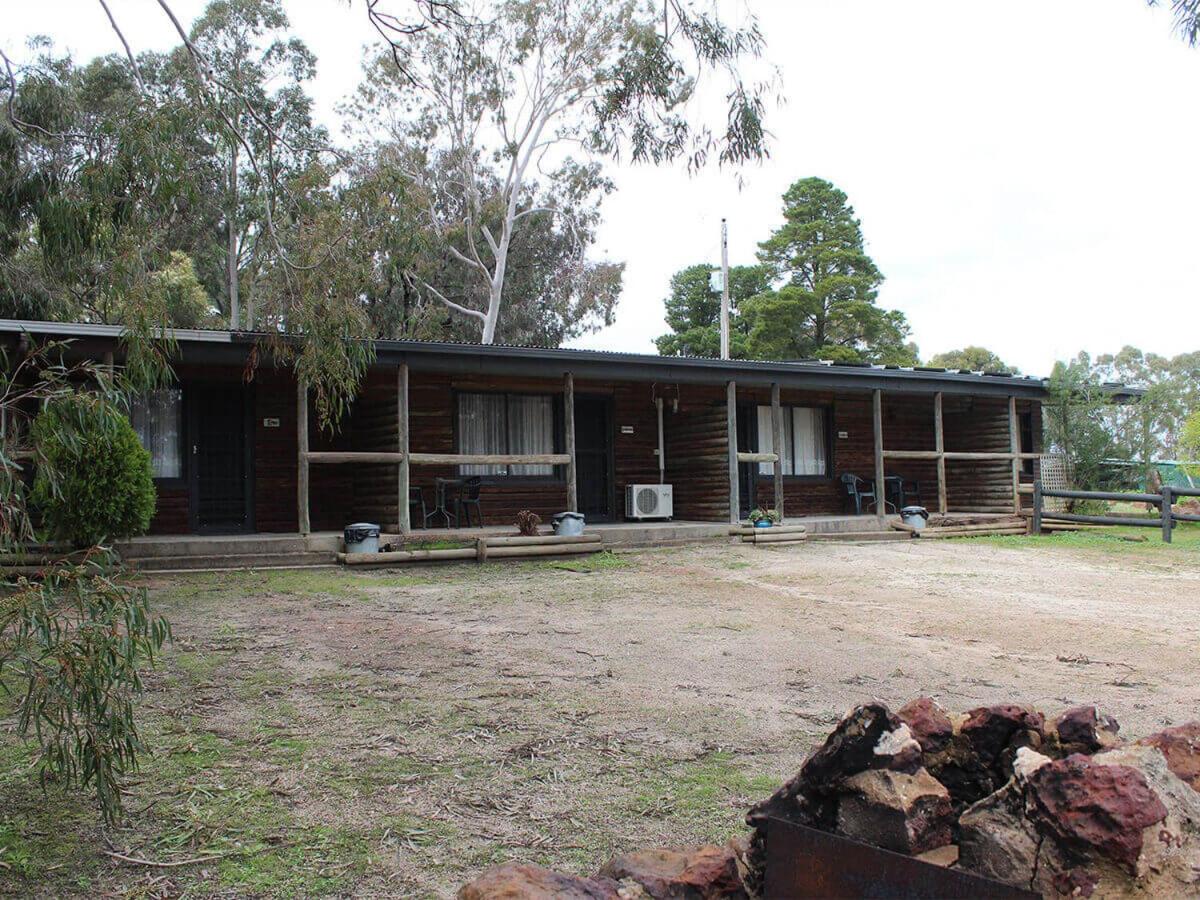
[755,405,828,476]
[130,389,183,479]
[456,392,558,477]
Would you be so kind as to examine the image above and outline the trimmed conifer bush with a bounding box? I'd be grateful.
[32,392,156,545]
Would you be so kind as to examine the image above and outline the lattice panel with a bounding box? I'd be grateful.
[1040,453,1070,513]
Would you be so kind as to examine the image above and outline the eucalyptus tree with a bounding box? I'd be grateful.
[0,44,209,356]
[1149,0,1200,44]
[177,0,329,329]
[1093,347,1200,468]
[351,0,774,343]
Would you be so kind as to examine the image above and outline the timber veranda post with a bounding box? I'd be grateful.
[873,389,885,517]
[564,372,577,513]
[1009,395,1021,515]
[934,391,947,515]
[726,381,739,525]
[297,377,310,536]
[398,363,410,535]
[771,383,784,519]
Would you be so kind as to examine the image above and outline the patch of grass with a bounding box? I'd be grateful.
[216,824,372,897]
[402,539,474,551]
[624,751,774,836]
[975,522,1200,553]
[534,550,630,573]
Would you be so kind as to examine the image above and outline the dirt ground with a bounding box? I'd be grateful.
[2,530,1197,897]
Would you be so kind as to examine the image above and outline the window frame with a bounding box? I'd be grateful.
[753,403,834,482]
[451,389,566,483]
[129,388,187,489]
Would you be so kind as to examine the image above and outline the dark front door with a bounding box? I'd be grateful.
[574,395,614,522]
[737,404,757,519]
[189,386,253,533]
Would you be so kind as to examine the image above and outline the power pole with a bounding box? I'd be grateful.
[720,218,730,360]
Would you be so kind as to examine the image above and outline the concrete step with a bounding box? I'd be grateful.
[128,550,337,572]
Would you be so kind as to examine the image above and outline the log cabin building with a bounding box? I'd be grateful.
[1,319,1047,538]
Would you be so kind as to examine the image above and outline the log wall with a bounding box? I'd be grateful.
[143,362,1044,533]
[664,385,731,522]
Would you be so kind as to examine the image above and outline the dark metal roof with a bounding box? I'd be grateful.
[0,317,1067,399]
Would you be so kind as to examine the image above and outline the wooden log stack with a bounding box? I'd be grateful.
[730,524,808,546]
[888,516,1028,539]
[338,532,604,566]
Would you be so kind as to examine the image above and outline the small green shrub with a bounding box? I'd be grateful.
[31,392,156,546]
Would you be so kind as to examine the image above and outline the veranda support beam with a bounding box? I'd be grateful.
[297,379,310,536]
[409,452,571,466]
[737,452,779,464]
[873,389,885,515]
[934,392,947,514]
[398,363,410,535]
[308,451,406,464]
[565,372,577,513]
[727,380,739,525]
[1009,395,1021,514]
[305,451,572,466]
[881,450,1041,461]
[771,382,784,518]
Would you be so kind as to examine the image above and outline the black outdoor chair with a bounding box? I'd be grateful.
[899,478,922,509]
[841,473,877,515]
[409,487,427,529]
[455,476,483,528]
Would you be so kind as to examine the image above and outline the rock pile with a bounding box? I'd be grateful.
[458,699,1200,899]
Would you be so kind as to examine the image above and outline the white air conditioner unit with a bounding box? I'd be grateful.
[626,484,673,520]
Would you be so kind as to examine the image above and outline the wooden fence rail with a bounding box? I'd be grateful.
[1032,481,1200,543]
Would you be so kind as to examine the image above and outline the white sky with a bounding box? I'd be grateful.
[5,1,1199,376]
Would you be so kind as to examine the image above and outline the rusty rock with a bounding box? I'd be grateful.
[1053,705,1120,754]
[897,697,954,753]
[836,768,953,855]
[961,704,1045,765]
[457,863,623,899]
[598,844,747,899]
[1139,722,1200,792]
[747,702,902,832]
[1027,754,1168,874]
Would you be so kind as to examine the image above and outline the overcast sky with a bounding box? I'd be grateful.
[6,1,1198,376]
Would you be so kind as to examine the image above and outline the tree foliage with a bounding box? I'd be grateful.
[1043,353,1120,491]
[1,342,170,825]
[1149,0,1200,45]
[927,347,1017,374]
[655,178,917,364]
[1180,411,1200,473]
[348,0,774,343]
[654,263,771,358]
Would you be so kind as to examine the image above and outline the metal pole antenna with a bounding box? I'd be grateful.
[720,218,730,360]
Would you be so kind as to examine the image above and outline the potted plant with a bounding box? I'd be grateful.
[748,507,782,529]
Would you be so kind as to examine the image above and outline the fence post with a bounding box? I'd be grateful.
[1032,480,1042,535]
[1161,485,1173,544]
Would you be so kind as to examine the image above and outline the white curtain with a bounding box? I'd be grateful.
[507,395,554,475]
[457,393,555,476]
[131,389,182,479]
[757,406,794,475]
[457,393,507,475]
[793,407,827,475]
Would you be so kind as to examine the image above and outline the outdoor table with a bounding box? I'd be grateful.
[425,476,466,528]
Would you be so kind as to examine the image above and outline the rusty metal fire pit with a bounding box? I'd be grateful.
[764,816,1039,899]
